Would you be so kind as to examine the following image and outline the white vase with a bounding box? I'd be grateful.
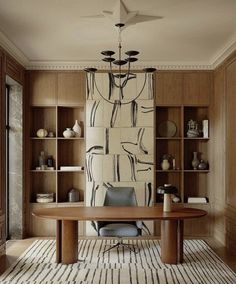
[72,120,82,137]
[63,128,75,138]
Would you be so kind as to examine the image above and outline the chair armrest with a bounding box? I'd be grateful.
[136,220,143,229]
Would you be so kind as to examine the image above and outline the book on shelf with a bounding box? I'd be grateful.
[60,166,84,171]
[187,197,208,203]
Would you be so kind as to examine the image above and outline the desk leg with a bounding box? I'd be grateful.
[161,220,184,264]
[62,220,78,264]
[56,220,78,264]
[161,220,178,264]
[177,220,184,263]
[56,220,62,263]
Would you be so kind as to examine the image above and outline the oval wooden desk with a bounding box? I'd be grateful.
[33,206,206,265]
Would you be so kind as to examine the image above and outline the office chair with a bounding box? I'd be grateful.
[97,187,142,253]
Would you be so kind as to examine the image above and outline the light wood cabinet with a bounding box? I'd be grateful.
[30,72,57,106]
[27,71,86,236]
[154,71,213,238]
[183,72,212,105]
[155,72,183,105]
[58,72,86,105]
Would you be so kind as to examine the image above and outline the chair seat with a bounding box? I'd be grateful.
[99,223,139,237]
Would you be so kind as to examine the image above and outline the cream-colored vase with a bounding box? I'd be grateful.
[161,159,170,170]
[72,120,82,137]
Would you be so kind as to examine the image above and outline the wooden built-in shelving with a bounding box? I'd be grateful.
[26,71,86,237]
[155,105,210,204]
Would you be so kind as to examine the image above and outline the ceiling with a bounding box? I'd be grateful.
[0,0,236,69]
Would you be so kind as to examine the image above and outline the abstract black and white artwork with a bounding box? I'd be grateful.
[86,72,154,235]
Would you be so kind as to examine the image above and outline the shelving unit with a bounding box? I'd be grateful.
[29,106,85,204]
[155,105,210,204]
[26,71,86,237]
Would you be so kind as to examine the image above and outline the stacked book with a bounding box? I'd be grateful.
[187,197,208,203]
[60,166,84,171]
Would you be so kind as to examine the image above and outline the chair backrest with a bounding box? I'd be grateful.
[103,187,137,207]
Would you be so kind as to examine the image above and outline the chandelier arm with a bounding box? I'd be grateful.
[111,75,122,89]
[121,61,131,88]
[94,75,117,105]
[121,72,148,105]
[108,63,117,87]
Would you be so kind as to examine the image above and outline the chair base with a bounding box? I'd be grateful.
[103,239,138,254]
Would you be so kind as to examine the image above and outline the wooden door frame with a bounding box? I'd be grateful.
[0,49,6,256]
[0,47,25,256]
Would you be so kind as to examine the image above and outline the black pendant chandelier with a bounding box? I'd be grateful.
[84,23,156,105]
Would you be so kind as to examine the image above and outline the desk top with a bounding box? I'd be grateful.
[33,206,207,221]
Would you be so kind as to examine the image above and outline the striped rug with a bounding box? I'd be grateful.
[0,239,235,284]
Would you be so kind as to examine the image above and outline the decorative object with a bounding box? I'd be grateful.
[157,184,178,212]
[192,151,200,170]
[158,120,177,137]
[36,193,54,203]
[161,159,170,170]
[172,195,181,203]
[38,151,46,168]
[198,159,208,170]
[63,128,75,138]
[40,165,47,170]
[48,131,55,137]
[172,158,176,170]
[72,120,82,137]
[187,120,200,137]
[84,22,156,105]
[36,128,48,138]
[47,155,54,167]
[68,188,80,202]
[203,119,209,138]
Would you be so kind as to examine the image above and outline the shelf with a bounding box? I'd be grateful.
[184,170,209,173]
[31,137,84,140]
[30,202,56,205]
[57,137,84,140]
[30,137,57,140]
[156,137,182,140]
[58,170,84,173]
[30,170,56,172]
[185,203,209,205]
[30,170,84,173]
[30,202,84,205]
[156,170,182,173]
[184,137,209,140]
[57,202,84,205]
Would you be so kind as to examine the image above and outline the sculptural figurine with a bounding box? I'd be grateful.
[187,119,200,137]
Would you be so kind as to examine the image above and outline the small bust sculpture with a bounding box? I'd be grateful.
[187,120,200,137]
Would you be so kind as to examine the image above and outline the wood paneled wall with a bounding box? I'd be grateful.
[213,51,236,250]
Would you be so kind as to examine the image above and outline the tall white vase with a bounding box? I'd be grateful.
[73,120,82,137]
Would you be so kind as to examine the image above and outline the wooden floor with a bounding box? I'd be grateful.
[0,237,236,275]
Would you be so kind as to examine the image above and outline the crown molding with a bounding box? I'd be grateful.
[211,36,236,68]
[26,60,213,70]
[0,30,29,66]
